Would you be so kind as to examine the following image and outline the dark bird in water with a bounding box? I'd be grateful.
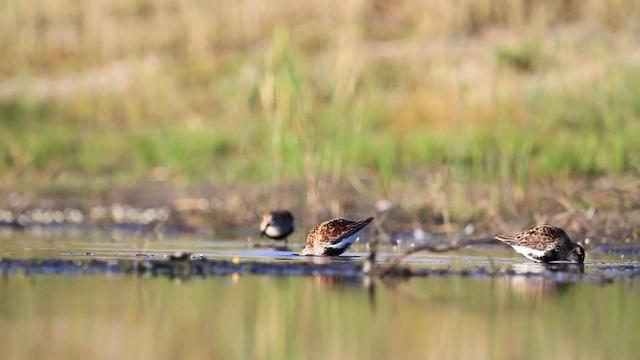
[494,225,585,264]
[260,210,295,242]
[300,217,374,256]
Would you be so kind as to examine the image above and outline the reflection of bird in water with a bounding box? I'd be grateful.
[308,275,377,312]
[494,225,585,264]
[260,210,295,242]
[301,217,374,256]
[310,275,361,288]
[501,276,574,301]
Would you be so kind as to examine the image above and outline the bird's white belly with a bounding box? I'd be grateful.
[326,229,365,251]
[265,226,283,238]
[512,245,546,262]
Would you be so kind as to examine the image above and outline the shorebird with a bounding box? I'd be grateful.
[300,217,374,256]
[260,210,295,242]
[494,225,585,264]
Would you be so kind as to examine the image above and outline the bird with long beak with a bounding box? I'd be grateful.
[494,225,585,264]
[301,217,374,256]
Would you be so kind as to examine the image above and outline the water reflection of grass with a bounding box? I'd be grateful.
[1,1,640,206]
[1,276,639,359]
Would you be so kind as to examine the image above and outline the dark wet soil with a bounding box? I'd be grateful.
[1,174,639,257]
[2,254,638,286]
[1,178,639,236]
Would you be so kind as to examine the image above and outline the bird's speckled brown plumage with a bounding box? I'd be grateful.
[494,225,585,263]
[300,217,374,256]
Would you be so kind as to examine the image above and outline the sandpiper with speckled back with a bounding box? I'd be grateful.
[260,210,295,242]
[300,217,374,256]
[494,225,585,263]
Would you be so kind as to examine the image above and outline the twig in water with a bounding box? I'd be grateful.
[374,237,498,277]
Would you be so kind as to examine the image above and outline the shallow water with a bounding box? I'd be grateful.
[1,229,640,359]
[2,274,640,359]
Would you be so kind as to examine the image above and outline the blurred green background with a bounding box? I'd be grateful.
[1,0,639,220]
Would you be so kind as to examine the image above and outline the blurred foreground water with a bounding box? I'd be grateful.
[2,274,639,359]
[1,231,639,360]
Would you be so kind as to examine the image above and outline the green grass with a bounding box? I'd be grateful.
[2,61,640,190]
[1,0,640,195]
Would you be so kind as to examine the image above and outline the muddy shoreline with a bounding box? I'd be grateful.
[1,255,638,286]
[1,174,639,249]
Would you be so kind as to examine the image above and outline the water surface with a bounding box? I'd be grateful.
[1,229,639,359]
[2,274,639,360]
